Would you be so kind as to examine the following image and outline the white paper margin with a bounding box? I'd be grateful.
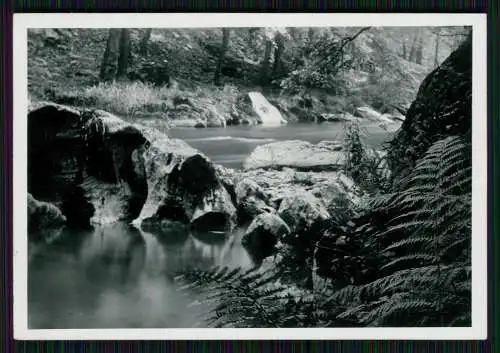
[13,13,488,340]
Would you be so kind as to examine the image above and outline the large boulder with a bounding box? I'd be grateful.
[388,34,472,179]
[243,140,346,172]
[234,178,274,224]
[28,103,236,231]
[278,190,330,239]
[136,128,236,231]
[28,193,66,234]
[242,213,290,262]
[238,168,361,212]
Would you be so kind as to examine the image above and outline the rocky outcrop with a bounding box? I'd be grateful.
[237,168,360,211]
[242,213,290,262]
[278,190,330,240]
[133,128,236,231]
[388,34,472,178]
[28,193,66,234]
[234,178,274,224]
[28,103,236,231]
[243,140,346,172]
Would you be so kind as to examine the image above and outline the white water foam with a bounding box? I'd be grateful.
[247,91,287,127]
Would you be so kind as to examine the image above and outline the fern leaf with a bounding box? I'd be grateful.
[381,254,438,271]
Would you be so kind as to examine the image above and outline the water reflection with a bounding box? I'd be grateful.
[28,221,255,329]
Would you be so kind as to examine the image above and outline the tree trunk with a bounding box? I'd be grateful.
[140,28,152,55]
[434,31,440,67]
[261,39,273,85]
[272,32,285,79]
[408,32,419,63]
[116,29,131,80]
[402,42,407,59]
[214,28,230,86]
[415,34,424,65]
[99,29,121,81]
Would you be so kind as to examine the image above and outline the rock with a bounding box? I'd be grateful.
[243,140,346,172]
[134,128,237,232]
[277,190,330,238]
[318,112,358,123]
[214,164,238,205]
[28,103,236,231]
[354,106,394,123]
[235,178,274,224]
[237,92,287,126]
[173,96,195,107]
[171,118,206,128]
[242,213,290,261]
[388,34,472,178]
[28,193,66,234]
[238,168,361,211]
[381,112,405,122]
[205,107,227,128]
[316,140,344,151]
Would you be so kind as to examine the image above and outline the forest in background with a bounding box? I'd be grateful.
[28,27,469,125]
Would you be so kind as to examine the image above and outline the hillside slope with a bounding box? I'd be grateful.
[28,27,468,123]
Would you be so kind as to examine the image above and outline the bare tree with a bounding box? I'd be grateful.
[140,28,153,55]
[214,28,230,86]
[99,29,121,81]
[116,29,131,80]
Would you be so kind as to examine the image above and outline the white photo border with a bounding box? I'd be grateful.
[13,13,488,340]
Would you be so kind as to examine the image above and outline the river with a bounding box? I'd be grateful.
[168,122,399,169]
[28,122,399,329]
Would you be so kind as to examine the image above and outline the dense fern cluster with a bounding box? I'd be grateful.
[328,136,471,326]
[175,135,472,327]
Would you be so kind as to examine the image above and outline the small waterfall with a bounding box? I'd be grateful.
[247,92,286,127]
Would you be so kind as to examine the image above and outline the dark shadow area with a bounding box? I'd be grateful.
[190,212,232,233]
[141,220,190,246]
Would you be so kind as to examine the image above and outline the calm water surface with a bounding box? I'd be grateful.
[29,223,253,328]
[28,122,398,328]
[169,122,399,168]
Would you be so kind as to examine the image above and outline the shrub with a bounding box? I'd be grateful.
[343,122,391,194]
[82,81,173,117]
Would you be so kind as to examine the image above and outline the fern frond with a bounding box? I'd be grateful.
[384,236,435,252]
[381,254,438,271]
[361,299,438,326]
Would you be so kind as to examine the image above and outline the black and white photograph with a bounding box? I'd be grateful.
[13,14,487,340]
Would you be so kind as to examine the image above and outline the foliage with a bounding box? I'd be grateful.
[176,136,471,328]
[78,80,241,122]
[280,27,371,95]
[343,122,391,194]
[331,136,471,326]
[82,81,174,117]
[176,266,317,328]
[28,27,464,120]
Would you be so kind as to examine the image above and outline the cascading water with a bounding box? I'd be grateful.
[247,92,287,127]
